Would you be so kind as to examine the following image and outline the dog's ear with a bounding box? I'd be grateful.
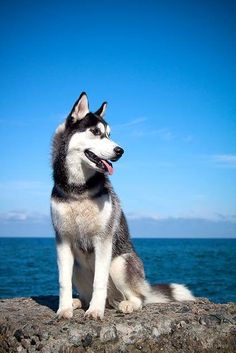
[69,92,89,122]
[95,102,107,118]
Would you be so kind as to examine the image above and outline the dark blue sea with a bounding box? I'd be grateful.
[0,238,235,303]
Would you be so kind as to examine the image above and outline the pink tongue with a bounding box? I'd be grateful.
[101,160,113,175]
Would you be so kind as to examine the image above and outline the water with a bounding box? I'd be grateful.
[0,237,235,303]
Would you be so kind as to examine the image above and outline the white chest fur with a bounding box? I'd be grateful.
[51,194,112,239]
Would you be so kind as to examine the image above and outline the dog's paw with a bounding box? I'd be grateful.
[84,307,104,320]
[72,298,82,310]
[57,307,73,319]
[118,300,134,313]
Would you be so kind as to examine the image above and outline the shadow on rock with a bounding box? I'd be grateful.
[31,295,58,312]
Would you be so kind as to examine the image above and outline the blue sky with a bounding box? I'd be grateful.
[0,0,236,237]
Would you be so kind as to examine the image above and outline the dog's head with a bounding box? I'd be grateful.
[54,92,124,177]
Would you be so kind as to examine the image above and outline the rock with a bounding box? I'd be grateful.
[0,296,235,353]
[99,325,117,342]
[81,333,93,348]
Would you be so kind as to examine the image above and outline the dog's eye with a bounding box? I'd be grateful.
[91,128,101,136]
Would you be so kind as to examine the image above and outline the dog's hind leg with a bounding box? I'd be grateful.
[109,253,146,313]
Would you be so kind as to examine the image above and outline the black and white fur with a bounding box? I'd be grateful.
[51,92,195,320]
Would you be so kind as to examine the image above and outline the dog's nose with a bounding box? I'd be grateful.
[114,146,124,156]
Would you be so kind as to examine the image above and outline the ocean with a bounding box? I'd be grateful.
[0,237,235,303]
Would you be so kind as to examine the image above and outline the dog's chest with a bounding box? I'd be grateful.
[73,197,112,235]
[51,195,112,238]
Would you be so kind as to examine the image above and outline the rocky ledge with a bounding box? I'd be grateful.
[0,297,235,353]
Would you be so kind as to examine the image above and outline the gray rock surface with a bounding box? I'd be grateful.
[0,296,235,353]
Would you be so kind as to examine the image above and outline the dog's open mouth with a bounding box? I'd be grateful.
[84,150,113,175]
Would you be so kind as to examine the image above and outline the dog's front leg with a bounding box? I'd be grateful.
[56,241,74,319]
[85,236,112,320]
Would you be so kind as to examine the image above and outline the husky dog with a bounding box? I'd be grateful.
[51,92,194,320]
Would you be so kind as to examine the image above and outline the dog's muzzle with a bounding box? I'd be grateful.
[111,146,124,161]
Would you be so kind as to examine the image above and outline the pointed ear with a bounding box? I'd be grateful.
[70,92,89,122]
[95,102,107,118]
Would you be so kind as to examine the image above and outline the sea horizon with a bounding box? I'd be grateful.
[1,235,236,239]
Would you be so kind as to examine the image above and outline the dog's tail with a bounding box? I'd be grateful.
[143,283,195,304]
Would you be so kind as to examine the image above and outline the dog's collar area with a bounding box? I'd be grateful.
[52,172,107,199]
[84,149,113,175]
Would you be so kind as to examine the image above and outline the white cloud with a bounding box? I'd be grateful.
[0,211,28,221]
[212,154,236,167]
[0,210,235,237]
[127,216,236,237]
[113,117,147,129]
[129,126,175,140]
[126,211,236,223]
[0,211,49,223]
[113,118,179,142]
[155,128,174,141]
[113,117,194,144]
